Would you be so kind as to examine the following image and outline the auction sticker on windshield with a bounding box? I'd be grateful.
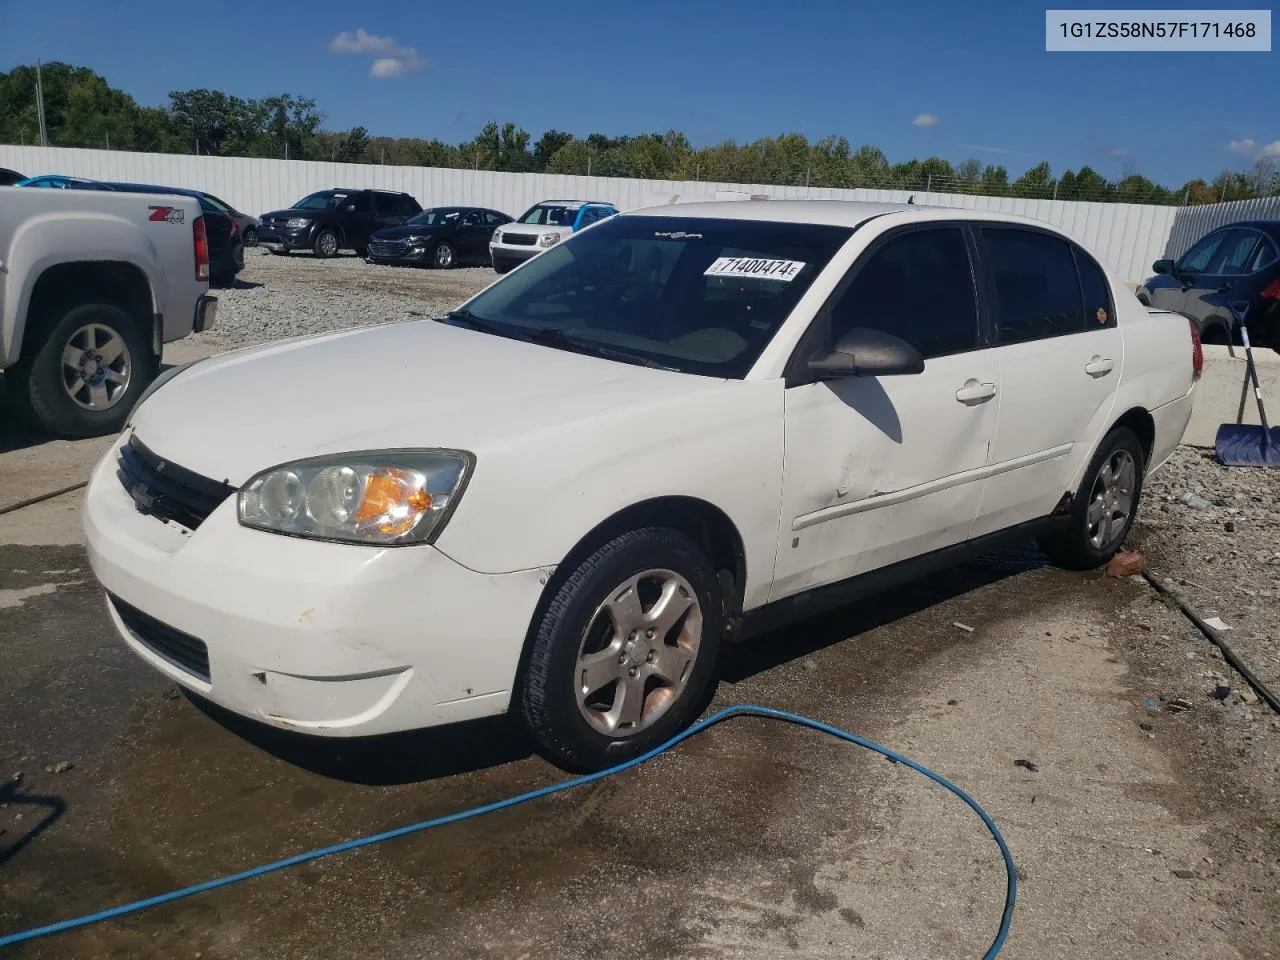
[704,257,806,281]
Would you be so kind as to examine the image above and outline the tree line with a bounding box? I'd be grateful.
[2,62,1277,206]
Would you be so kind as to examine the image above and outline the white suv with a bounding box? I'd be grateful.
[489,200,617,273]
[84,200,1199,771]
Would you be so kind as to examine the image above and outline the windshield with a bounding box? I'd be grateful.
[293,192,346,210]
[408,208,464,226]
[453,215,854,378]
[519,204,579,226]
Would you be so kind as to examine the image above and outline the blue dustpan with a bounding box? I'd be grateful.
[1214,302,1280,468]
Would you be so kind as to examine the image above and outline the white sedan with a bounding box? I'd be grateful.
[84,200,1199,771]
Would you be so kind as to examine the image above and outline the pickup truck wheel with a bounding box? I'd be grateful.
[313,229,339,259]
[1039,426,1145,570]
[18,303,150,438]
[518,528,722,772]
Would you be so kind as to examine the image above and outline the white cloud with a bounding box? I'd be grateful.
[1108,147,1129,158]
[1226,138,1258,155]
[330,28,425,78]
[370,55,426,77]
[912,113,939,128]
[1262,140,1280,159]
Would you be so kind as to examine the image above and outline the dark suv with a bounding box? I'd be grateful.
[1138,220,1280,347]
[257,189,422,258]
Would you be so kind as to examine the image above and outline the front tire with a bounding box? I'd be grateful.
[10,303,151,438]
[1039,426,1145,570]
[432,241,455,269]
[518,528,722,771]
[313,229,339,259]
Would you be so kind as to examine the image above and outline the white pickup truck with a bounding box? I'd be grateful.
[0,186,218,437]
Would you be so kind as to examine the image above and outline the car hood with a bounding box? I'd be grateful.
[371,225,439,240]
[261,208,325,220]
[128,320,725,485]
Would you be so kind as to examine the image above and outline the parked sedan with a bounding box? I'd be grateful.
[84,201,1198,772]
[1138,220,1280,347]
[16,174,116,190]
[198,192,261,247]
[367,206,513,268]
[99,182,245,286]
[0,167,26,186]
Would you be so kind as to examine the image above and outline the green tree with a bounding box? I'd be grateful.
[334,126,371,163]
[533,129,574,169]
[1012,160,1052,198]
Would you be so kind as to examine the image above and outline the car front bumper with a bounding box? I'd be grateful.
[490,242,545,267]
[83,433,548,737]
[258,227,314,251]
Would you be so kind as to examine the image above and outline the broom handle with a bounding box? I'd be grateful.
[1239,323,1273,449]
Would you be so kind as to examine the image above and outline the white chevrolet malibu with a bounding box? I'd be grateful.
[84,200,1200,770]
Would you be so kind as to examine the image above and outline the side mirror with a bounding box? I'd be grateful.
[1152,258,1175,275]
[808,328,925,379]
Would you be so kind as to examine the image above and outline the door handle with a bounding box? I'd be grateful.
[1085,356,1114,377]
[955,380,997,404]
[1216,281,1234,293]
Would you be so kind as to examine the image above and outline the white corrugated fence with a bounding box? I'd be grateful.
[0,143,1239,287]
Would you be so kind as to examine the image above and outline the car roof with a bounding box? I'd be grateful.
[1212,219,1280,239]
[105,181,199,197]
[620,199,1069,232]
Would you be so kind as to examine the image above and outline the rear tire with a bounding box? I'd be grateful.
[1039,426,1146,570]
[8,303,151,438]
[242,226,259,248]
[518,528,722,772]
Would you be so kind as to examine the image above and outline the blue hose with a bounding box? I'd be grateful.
[0,704,1016,956]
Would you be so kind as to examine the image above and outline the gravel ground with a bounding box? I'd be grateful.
[1135,445,1280,697]
[195,248,496,349]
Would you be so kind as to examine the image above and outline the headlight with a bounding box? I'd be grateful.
[538,232,561,247]
[128,359,206,421]
[238,450,473,546]
[286,217,310,228]
[491,229,502,244]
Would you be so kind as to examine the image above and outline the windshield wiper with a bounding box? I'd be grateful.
[439,309,518,339]
[529,327,679,371]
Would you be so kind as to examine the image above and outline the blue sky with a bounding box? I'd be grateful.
[3,0,1277,186]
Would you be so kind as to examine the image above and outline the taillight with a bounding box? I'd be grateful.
[229,216,241,239]
[193,215,210,282]
[1189,318,1204,381]
[1261,276,1280,301]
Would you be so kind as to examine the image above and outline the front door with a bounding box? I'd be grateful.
[456,210,489,260]
[773,225,1000,600]
[972,226,1124,536]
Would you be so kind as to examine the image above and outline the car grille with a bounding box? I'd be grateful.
[503,233,538,246]
[369,239,409,258]
[116,434,236,530]
[109,593,211,682]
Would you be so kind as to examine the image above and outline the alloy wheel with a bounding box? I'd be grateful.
[61,323,132,411]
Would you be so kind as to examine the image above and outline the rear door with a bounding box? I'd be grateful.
[972,226,1123,536]
[372,193,406,233]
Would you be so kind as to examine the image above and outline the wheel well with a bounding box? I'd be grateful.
[1110,407,1155,466]
[1199,321,1231,345]
[22,261,154,360]
[514,497,749,686]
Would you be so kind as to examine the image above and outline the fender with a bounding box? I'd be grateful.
[2,211,162,365]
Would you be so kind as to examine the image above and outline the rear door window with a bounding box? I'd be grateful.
[828,227,979,358]
[374,193,400,215]
[484,211,509,226]
[983,228,1085,344]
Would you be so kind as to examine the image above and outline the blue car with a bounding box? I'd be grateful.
[16,174,115,190]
